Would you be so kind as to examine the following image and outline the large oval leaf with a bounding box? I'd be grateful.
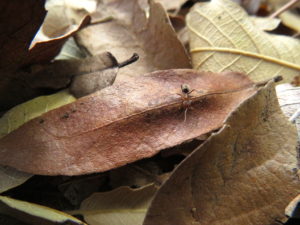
[0,69,257,175]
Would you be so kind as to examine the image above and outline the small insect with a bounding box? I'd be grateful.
[177,84,195,122]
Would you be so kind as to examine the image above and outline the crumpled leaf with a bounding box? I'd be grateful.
[143,81,299,225]
[75,0,191,80]
[0,166,32,194]
[0,69,258,175]
[71,184,158,225]
[187,0,300,82]
[0,196,86,225]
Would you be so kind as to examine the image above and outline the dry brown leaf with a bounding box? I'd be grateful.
[75,0,191,80]
[187,0,300,82]
[143,81,299,225]
[0,69,257,175]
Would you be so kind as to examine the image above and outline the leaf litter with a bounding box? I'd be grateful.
[1,0,300,224]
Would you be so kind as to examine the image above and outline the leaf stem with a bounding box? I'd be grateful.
[269,0,300,18]
[118,53,139,68]
[190,47,300,71]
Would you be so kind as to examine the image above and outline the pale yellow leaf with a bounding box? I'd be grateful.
[0,90,75,138]
[71,184,158,225]
[0,196,86,225]
[187,0,300,82]
[0,166,32,193]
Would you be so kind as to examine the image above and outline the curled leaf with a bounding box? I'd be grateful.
[0,196,86,225]
[187,0,300,82]
[0,69,257,175]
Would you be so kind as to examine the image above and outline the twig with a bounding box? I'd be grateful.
[269,0,300,18]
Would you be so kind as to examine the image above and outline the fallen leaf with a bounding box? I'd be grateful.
[0,0,90,110]
[143,80,299,225]
[0,166,32,194]
[36,0,97,39]
[249,16,281,31]
[75,0,191,80]
[187,0,300,82]
[156,0,188,12]
[0,90,76,138]
[0,195,86,225]
[276,83,300,139]
[232,0,262,14]
[285,194,300,219]
[267,0,300,32]
[0,69,258,175]
[71,184,157,225]
[27,15,90,65]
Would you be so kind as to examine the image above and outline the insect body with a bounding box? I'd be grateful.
[177,84,195,122]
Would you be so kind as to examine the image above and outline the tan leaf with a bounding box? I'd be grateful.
[0,196,86,225]
[143,81,299,225]
[71,184,157,225]
[0,69,258,175]
[187,0,300,82]
[0,166,32,194]
[75,0,191,80]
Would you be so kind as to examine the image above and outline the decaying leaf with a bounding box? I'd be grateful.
[0,196,86,225]
[0,166,32,194]
[187,0,300,82]
[143,81,299,225]
[75,0,191,80]
[71,184,158,225]
[0,69,258,175]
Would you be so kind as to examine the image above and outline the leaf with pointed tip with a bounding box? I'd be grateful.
[0,69,258,175]
[0,196,86,225]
